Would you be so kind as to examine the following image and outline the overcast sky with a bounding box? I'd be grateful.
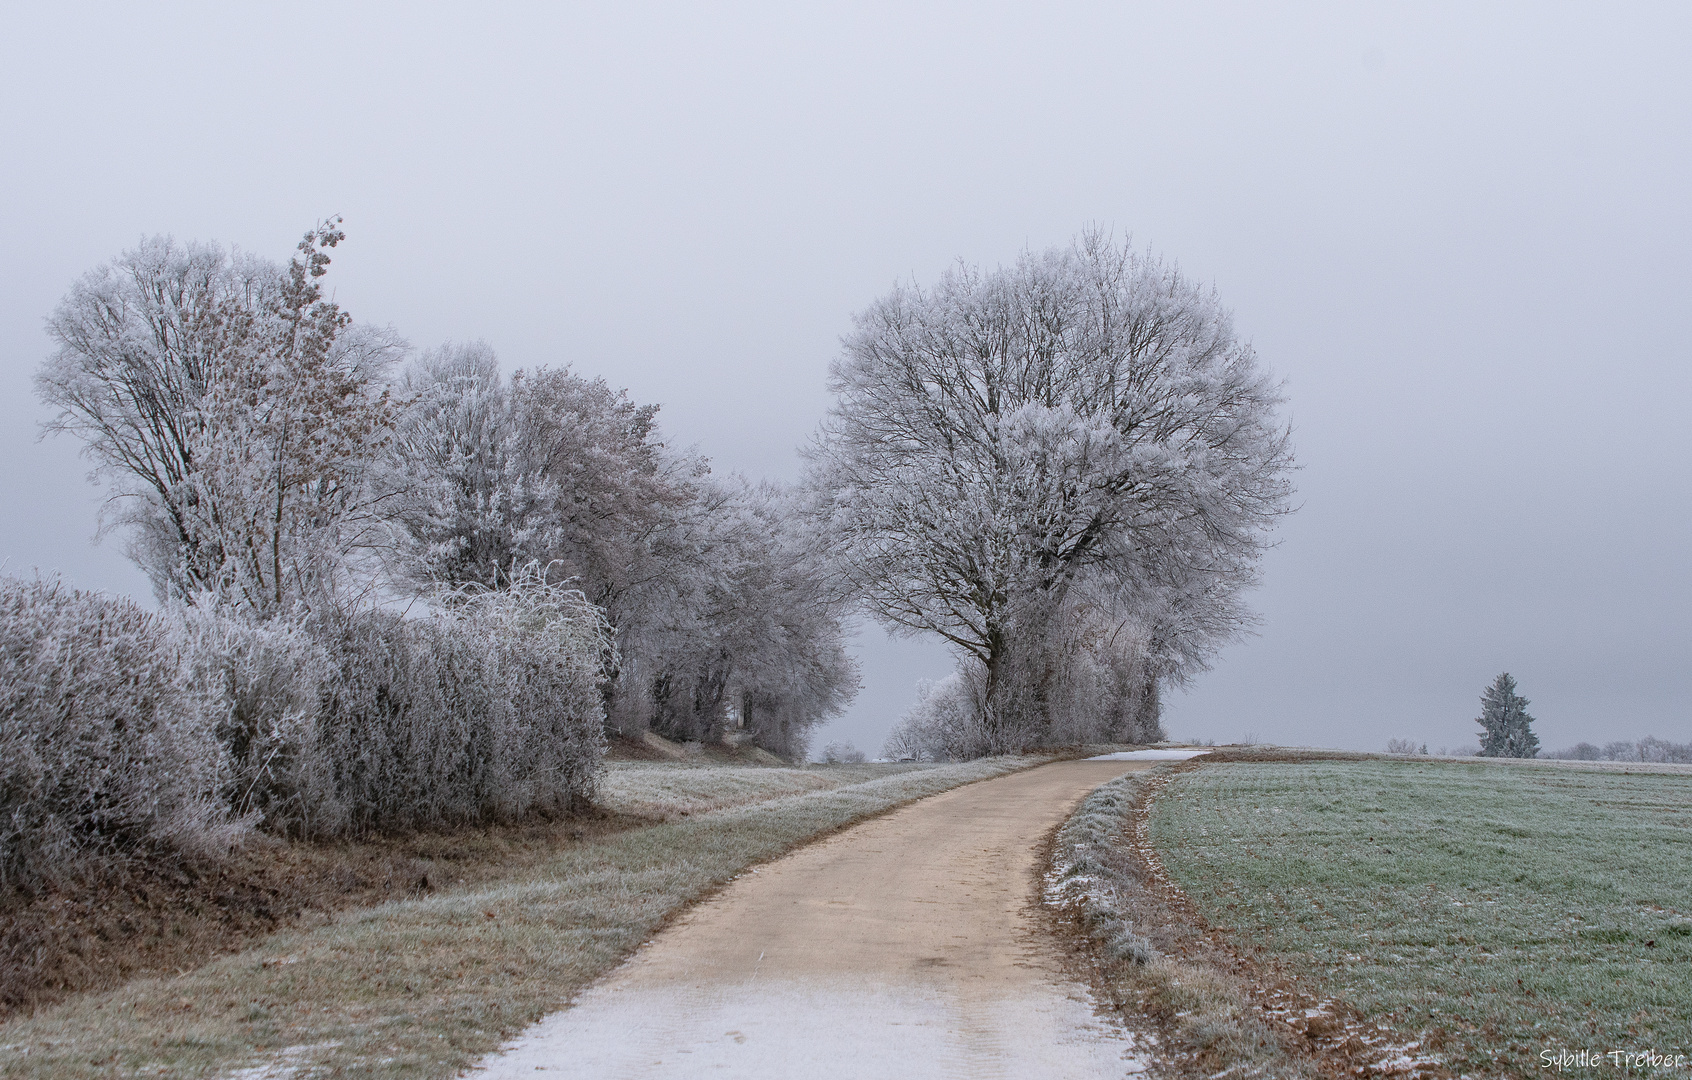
[3,3,1687,755]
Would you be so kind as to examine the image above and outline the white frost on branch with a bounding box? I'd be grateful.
[812,229,1296,753]
[36,222,407,617]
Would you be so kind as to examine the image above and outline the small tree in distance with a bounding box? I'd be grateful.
[1476,672,1539,758]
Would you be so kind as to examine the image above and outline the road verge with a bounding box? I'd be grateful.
[1045,753,1452,1079]
[0,756,1048,1080]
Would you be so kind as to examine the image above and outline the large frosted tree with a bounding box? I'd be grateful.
[37,221,405,617]
[1476,672,1539,758]
[808,230,1295,750]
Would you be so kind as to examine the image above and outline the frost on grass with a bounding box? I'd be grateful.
[222,1042,340,1080]
[1044,769,1313,1078]
[1151,759,1692,1078]
[1046,773,1161,966]
[596,762,929,819]
[1047,767,1444,1079]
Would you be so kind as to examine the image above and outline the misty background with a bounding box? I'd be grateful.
[2,3,1687,755]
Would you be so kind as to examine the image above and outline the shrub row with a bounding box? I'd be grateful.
[0,574,609,889]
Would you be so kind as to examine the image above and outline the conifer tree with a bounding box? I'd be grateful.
[1476,672,1539,758]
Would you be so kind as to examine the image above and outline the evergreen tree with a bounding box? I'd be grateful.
[1476,672,1539,758]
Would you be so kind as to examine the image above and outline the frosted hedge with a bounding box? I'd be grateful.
[0,573,610,884]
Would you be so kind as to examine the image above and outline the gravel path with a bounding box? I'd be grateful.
[475,759,1152,1079]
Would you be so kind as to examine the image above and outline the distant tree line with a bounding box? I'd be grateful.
[1381,674,1686,763]
[1545,737,1692,763]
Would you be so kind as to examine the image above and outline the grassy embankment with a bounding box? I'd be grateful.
[0,756,1045,1080]
[1150,759,1692,1077]
[1047,768,1322,1079]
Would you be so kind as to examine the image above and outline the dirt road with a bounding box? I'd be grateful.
[476,759,1151,1079]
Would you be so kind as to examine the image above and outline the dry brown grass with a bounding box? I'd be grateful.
[0,811,647,1020]
[0,756,1045,1079]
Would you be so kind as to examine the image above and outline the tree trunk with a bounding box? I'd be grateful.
[981,626,1007,752]
[1131,671,1163,743]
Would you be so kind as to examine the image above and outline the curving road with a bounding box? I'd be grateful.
[476,759,1152,1079]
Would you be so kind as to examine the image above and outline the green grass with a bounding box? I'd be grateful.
[0,757,1045,1079]
[1049,770,1318,1079]
[1149,760,1692,1077]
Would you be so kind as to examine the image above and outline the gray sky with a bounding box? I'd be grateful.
[3,3,1688,756]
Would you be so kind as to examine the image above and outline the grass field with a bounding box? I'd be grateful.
[1048,769,1321,1079]
[1149,759,1692,1077]
[0,756,1044,1080]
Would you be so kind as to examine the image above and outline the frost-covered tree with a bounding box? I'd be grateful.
[384,345,688,602]
[629,478,858,758]
[382,342,544,589]
[808,230,1294,750]
[1476,672,1539,758]
[37,221,405,617]
[386,350,856,758]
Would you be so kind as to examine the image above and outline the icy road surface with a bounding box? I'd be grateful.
[475,760,1153,1079]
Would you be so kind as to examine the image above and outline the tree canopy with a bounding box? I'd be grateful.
[37,220,405,616]
[810,230,1295,751]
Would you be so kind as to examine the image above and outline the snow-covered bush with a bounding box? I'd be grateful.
[176,605,337,836]
[312,572,610,834]
[314,613,492,834]
[882,672,983,761]
[0,577,246,887]
[453,566,612,814]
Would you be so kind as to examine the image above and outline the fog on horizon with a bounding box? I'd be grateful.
[2,3,1687,757]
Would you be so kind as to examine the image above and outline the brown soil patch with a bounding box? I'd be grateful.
[0,808,647,1018]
